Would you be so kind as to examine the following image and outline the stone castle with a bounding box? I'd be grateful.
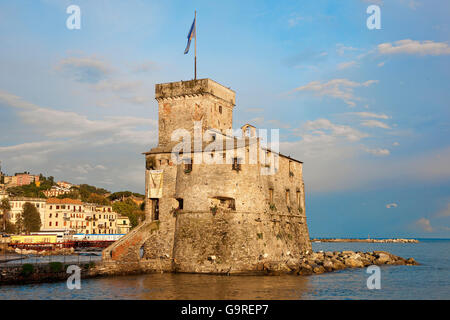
[104,78,311,274]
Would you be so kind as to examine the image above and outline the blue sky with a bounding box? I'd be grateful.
[0,0,449,238]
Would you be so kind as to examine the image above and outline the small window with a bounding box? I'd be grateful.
[177,198,184,210]
[219,105,222,114]
[232,158,241,171]
[269,188,274,203]
[285,189,290,204]
[184,159,192,173]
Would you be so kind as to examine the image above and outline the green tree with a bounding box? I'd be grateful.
[4,220,15,234]
[86,193,110,205]
[112,199,145,229]
[15,214,24,234]
[56,189,81,200]
[0,198,11,232]
[22,202,41,233]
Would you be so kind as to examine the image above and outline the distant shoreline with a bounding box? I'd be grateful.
[311,238,419,243]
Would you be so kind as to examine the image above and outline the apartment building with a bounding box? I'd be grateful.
[8,197,47,226]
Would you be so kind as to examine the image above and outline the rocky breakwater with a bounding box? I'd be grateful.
[312,238,419,243]
[12,247,75,256]
[265,250,419,275]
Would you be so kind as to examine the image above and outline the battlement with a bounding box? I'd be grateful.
[155,78,236,106]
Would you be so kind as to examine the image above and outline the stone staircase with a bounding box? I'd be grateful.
[102,220,160,262]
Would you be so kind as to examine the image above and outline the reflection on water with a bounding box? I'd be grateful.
[1,254,102,265]
[0,239,449,300]
[0,273,312,300]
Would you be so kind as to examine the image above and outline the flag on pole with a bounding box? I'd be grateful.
[184,16,196,54]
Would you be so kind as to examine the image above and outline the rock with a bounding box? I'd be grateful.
[332,260,346,270]
[286,261,299,272]
[297,263,313,275]
[406,258,418,265]
[323,259,334,272]
[376,252,391,264]
[342,250,355,255]
[349,253,361,260]
[313,266,325,274]
[344,257,364,268]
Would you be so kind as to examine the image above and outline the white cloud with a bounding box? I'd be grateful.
[378,39,450,56]
[361,120,391,129]
[377,61,385,67]
[292,78,378,107]
[0,90,157,140]
[348,112,390,119]
[363,147,390,156]
[336,44,359,56]
[415,218,433,232]
[337,61,358,70]
[393,142,400,146]
[301,118,369,142]
[386,203,398,209]
[0,90,158,192]
[55,56,114,83]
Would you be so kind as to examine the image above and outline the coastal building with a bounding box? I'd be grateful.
[43,185,71,198]
[1,193,131,235]
[8,197,47,226]
[5,172,40,187]
[105,79,311,274]
[84,204,118,234]
[116,215,131,234]
[56,181,74,189]
[44,198,85,232]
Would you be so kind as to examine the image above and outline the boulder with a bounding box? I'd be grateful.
[323,259,334,272]
[376,252,391,264]
[332,260,346,270]
[313,266,326,274]
[406,258,418,265]
[344,257,364,268]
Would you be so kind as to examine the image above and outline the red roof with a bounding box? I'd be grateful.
[46,198,83,205]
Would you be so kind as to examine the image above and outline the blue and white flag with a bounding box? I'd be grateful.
[184,16,196,54]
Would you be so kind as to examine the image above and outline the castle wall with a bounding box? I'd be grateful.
[146,148,311,273]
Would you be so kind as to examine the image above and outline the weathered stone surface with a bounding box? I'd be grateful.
[344,257,364,268]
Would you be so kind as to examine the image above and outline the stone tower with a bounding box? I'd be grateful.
[104,78,311,274]
[155,79,236,146]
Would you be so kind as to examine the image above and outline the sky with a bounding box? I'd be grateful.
[0,0,449,238]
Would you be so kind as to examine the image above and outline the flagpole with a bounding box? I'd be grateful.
[194,10,197,80]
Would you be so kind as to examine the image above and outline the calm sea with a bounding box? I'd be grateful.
[0,239,448,300]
